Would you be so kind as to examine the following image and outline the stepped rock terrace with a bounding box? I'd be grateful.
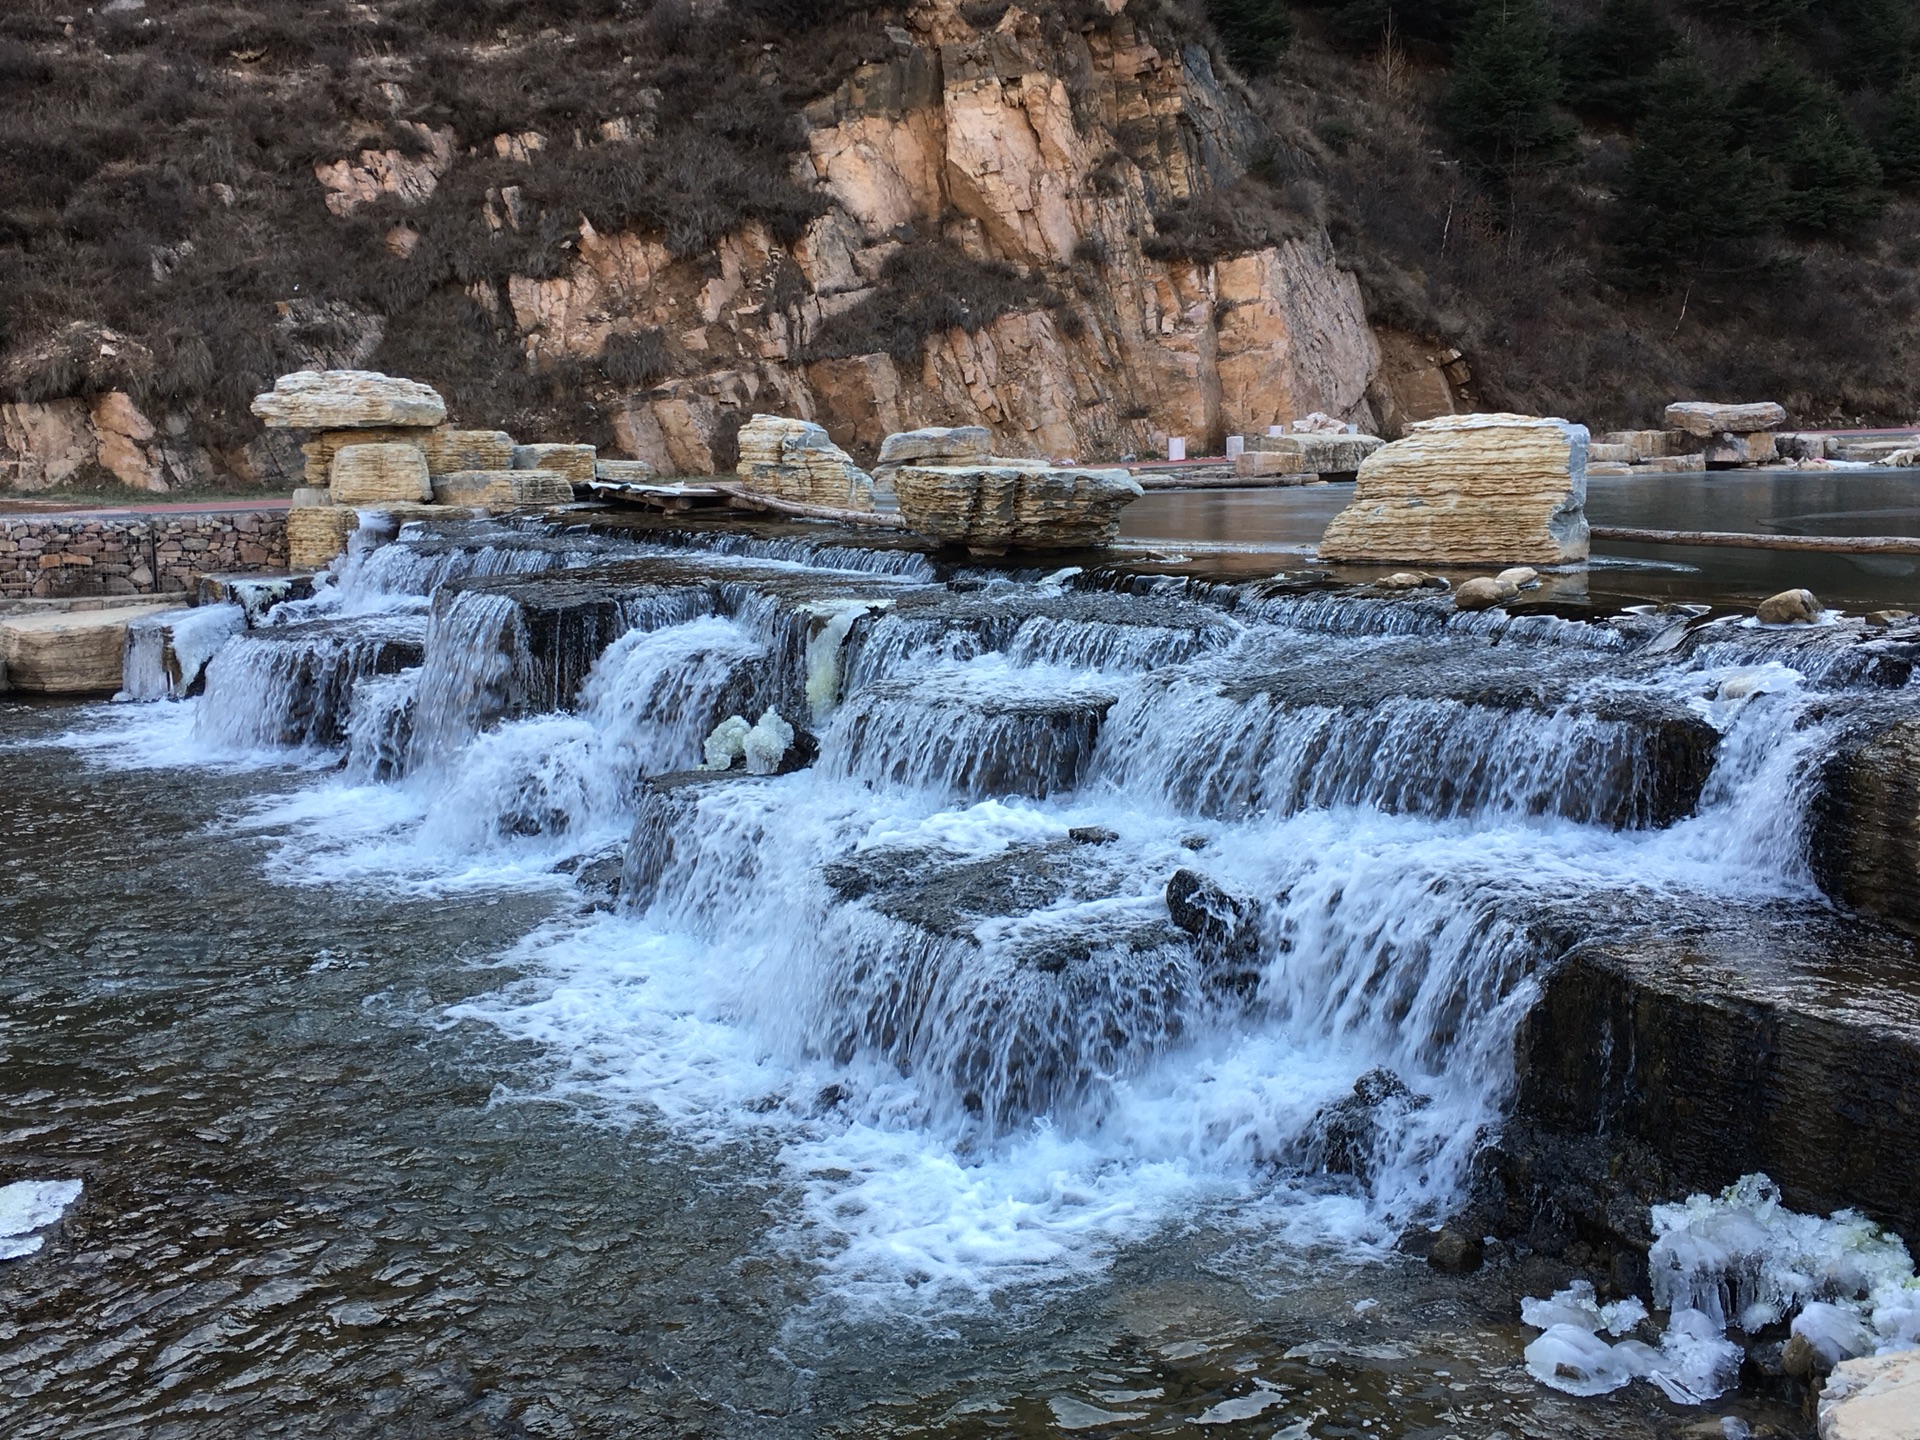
[1,500,1916,1438]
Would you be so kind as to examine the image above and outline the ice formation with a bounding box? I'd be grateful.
[742,707,794,775]
[0,1178,83,1260]
[1523,1175,1920,1404]
[702,715,752,771]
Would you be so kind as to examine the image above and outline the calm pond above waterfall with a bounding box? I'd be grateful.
[4,484,1913,1437]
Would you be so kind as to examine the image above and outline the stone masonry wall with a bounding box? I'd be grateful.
[0,511,288,599]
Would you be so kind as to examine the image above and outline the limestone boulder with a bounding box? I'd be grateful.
[1,602,187,694]
[1706,431,1777,467]
[1243,431,1383,477]
[1598,428,1703,461]
[595,459,660,482]
[512,443,597,485]
[1818,1351,1920,1440]
[330,443,433,504]
[892,461,1142,553]
[301,427,428,486]
[876,426,992,469]
[424,429,515,474]
[1318,414,1590,567]
[736,415,875,509]
[431,469,575,508]
[1231,451,1317,482]
[1663,401,1787,437]
[1453,576,1504,611]
[1756,588,1822,625]
[286,506,358,570]
[252,370,446,430]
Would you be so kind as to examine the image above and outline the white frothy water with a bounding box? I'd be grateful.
[0,1178,82,1261]
[38,522,1893,1325]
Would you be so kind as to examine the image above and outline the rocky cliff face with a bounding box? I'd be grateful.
[501,2,1404,472]
[0,0,1461,489]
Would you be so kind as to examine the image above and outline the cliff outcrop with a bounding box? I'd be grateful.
[0,0,1468,491]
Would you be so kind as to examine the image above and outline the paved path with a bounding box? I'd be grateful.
[0,497,292,518]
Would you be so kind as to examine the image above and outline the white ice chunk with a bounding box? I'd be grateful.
[1647,1307,1744,1404]
[1521,1280,1606,1333]
[1524,1323,1655,1395]
[1792,1300,1877,1369]
[701,715,751,771]
[742,707,794,775]
[0,1178,83,1260]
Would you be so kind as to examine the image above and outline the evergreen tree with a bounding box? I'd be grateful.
[1616,59,1773,276]
[1685,0,1814,34]
[1825,0,1920,91]
[1209,0,1294,74]
[1561,0,1682,125]
[1778,110,1886,231]
[1876,76,1920,188]
[1441,0,1576,177]
[1730,52,1884,234]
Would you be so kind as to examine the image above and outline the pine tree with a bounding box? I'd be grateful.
[1616,59,1773,277]
[1561,0,1682,125]
[1877,76,1920,188]
[1209,0,1294,75]
[1685,0,1814,33]
[1729,52,1885,234]
[1778,111,1886,231]
[1441,0,1576,177]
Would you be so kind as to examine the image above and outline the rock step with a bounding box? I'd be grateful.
[0,601,189,694]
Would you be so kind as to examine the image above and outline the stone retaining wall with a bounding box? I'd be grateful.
[0,511,287,599]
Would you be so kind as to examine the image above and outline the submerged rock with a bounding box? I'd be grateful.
[251,369,445,429]
[891,460,1142,553]
[1756,588,1822,625]
[1318,413,1590,566]
[1306,1068,1432,1190]
[1453,576,1505,611]
[1813,716,1920,936]
[1426,1228,1484,1274]
[1164,868,1264,995]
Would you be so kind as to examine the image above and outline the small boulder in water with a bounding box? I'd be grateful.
[1756,588,1822,625]
[1309,1067,1431,1188]
[1068,825,1118,845]
[1496,565,1539,590]
[1454,576,1505,611]
[1427,1227,1485,1274]
[1375,571,1429,591]
[1865,609,1913,628]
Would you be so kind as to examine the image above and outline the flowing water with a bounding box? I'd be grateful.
[4,506,1914,1437]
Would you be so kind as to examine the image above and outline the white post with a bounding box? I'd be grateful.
[1267,424,1286,437]
[1168,436,1186,462]
[1225,435,1245,458]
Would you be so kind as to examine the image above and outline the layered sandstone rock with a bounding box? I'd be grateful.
[892,460,1142,552]
[736,415,875,508]
[301,427,429,486]
[1663,401,1787,436]
[876,426,992,468]
[1236,431,1382,479]
[1813,717,1920,936]
[594,459,660,482]
[432,469,575,508]
[286,506,358,570]
[1705,431,1778,467]
[1318,414,1590,566]
[424,429,516,474]
[252,371,446,430]
[512,443,597,485]
[330,443,433,504]
[1819,1351,1920,1440]
[0,602,187,693]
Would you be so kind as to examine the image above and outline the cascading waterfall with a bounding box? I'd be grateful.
[144,520,1908,1315]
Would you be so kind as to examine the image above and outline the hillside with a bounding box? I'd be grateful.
[1,0,1917,491]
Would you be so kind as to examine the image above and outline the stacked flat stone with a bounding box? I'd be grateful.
[595,459,660,482]
[330,442,433,504]
[876,426,992,469]
[1664,400,1786,467]
[1,603,187,693]
[892,461,1143,554]
[513,443,596,485]
[432,470,575,507]
[425,429,515,474]
[1318,413,1590,566]
[736,415,875,509]
[251,370,446,429]
[1236,432,1383,481]
[286,506,358,570]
